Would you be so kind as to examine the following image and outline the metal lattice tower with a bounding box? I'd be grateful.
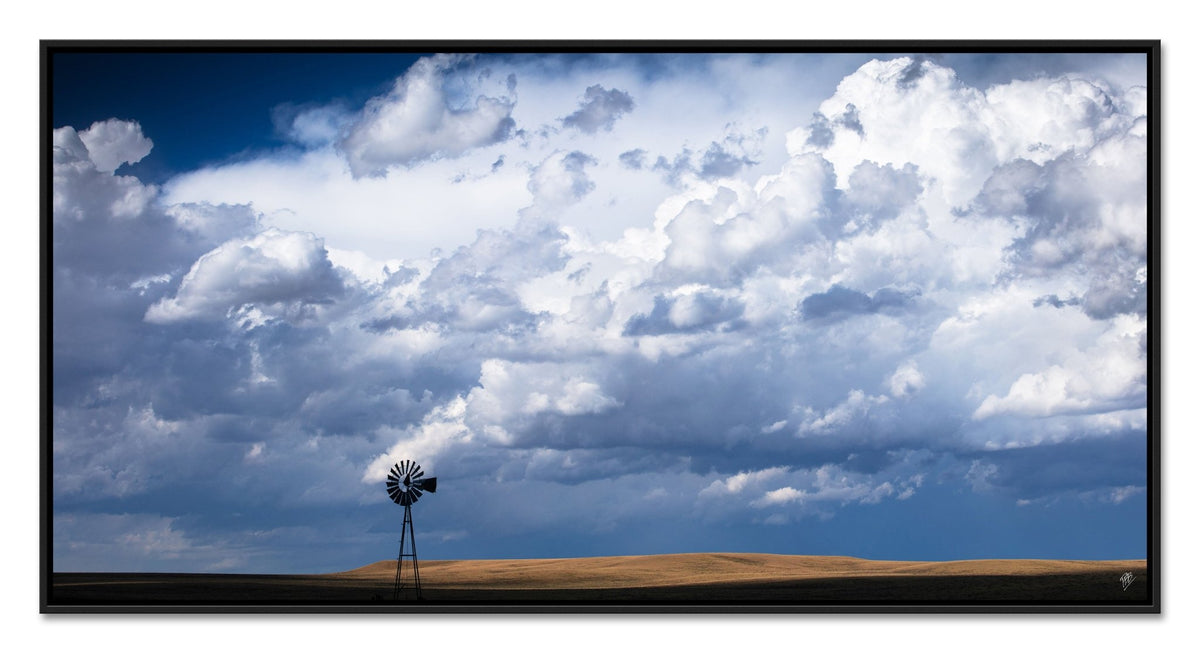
[385,460,437,600]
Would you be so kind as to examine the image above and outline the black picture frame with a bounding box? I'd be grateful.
[41,39,1160,614]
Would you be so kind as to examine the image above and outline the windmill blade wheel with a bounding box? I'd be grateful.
[385,460,437,506]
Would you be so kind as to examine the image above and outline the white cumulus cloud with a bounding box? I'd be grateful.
[78,118,154,173]
[145,228,345,323]
[973,315,1146,420]
[338,54,516,177]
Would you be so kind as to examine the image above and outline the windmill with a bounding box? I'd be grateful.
[385,459,438,600]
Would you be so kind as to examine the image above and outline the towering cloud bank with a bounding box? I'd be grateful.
[52,54,1149,572]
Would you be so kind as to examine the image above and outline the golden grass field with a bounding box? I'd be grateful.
[50,552,1150,605]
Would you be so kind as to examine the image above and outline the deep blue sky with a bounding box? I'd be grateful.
[52,52,424,181]
[50,49,1150,573]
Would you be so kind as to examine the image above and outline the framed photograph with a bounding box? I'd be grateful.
[42,40,1159,613]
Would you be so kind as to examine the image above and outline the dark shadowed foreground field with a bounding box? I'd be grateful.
[50,553,1149,608]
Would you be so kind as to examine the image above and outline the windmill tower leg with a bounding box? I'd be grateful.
[392,505,407,600]
[392,504,423,600]
[410,512,422,599]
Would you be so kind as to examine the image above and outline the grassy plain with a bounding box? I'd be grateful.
[50,552,1149,606]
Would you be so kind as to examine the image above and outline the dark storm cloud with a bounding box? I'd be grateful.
[966,431,1146,500]
[622,292,745,336]
[436,319,967,487]
[800,285,918,322]
[510,447,688,485]
[561,84,635,133]
[297,385,432,436]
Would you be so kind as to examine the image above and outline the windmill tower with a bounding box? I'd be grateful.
[385,460,437,600]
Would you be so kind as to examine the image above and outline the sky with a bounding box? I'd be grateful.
[49,48,1151,574]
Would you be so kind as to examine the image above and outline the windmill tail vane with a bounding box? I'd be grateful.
[385,460,437,600]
